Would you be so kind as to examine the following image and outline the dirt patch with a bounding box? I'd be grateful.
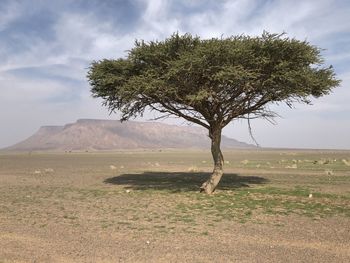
[0,150,349,262]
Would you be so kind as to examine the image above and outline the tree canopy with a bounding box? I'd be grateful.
[88,32,339,129]
[87,32,340,194]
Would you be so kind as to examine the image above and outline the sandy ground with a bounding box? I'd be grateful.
[1,216,350,262]
[0,218,350,262]
[0,150,349,262]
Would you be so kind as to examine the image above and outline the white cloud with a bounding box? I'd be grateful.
[0,70,81,106]
[0,0,349,149]
[140,0,181,37]
[0,1,22,30]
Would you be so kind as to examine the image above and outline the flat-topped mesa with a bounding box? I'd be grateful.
[4,119,256,151]
[76,119,109,124]
[37,126,64,133]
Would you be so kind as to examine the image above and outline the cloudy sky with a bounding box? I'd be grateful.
[1,0,349,149]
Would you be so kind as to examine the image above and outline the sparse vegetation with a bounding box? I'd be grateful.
[342,159,350,166]
[0,150,349,261]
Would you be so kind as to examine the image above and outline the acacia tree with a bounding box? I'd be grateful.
[87,32,340,194]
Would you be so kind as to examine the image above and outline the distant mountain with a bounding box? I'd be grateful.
[4,119,255,151]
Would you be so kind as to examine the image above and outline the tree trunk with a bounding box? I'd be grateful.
[200,127,224,194]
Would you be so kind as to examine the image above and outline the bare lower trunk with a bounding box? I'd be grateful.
[200,128,224,194]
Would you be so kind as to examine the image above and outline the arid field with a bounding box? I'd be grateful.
[0,149,349,262]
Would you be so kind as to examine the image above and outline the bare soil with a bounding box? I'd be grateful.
[0,150,349,262]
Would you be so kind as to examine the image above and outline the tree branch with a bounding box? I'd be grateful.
[157,101,210,129]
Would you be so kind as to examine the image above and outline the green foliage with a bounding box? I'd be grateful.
[87,32,340,130]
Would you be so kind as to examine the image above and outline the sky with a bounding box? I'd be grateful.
[0,0,349,149]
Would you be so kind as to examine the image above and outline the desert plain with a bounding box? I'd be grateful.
[0,149,349,262]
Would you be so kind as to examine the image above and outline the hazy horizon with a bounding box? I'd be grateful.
[1,0,349,149]
[2,118,349,151]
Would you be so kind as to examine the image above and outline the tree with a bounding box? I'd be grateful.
[87,32,340,194]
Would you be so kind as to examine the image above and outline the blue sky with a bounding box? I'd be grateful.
[0,0,349,149]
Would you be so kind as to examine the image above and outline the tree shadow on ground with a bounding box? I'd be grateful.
[104,171,268,192]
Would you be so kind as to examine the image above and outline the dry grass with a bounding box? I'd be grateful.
[0,149,349,262]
